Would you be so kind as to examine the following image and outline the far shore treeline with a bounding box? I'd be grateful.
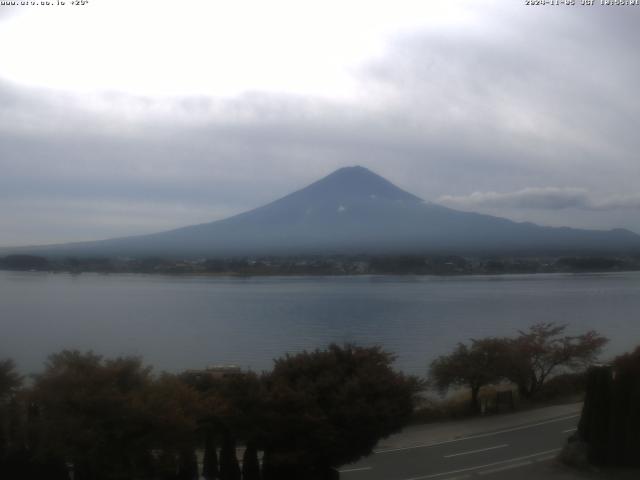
[1,324,634,479]
[1,253,640,276]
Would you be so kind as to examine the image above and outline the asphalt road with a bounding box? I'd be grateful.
[339,413,579,480]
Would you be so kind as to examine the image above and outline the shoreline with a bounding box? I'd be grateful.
[2,267,640,279]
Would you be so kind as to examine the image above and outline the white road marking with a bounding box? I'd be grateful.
[339,466,372,473]
[478,460,532,475]
[376,414,579,454]
[444,444,508,458]
[401,448,561,480]
[563,427,577,433]
[533,454,558,462]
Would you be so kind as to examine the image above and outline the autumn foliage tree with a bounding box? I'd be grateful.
[430,323,607,410]
[140,373,203,479]
[29,351,156,480]
[0,360,22,402]
[429,338,509,412]
[1,345,423,480]
[261,344,422,479]
[505,323,608,399]
[30,351,203,480]
[0,359,24,476]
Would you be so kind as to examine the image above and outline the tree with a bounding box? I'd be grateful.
[0,359,22,402]
[506,323,607,399]
[181,369,265,480]
[1,254,48,271]
[139,373,203,480]
[30,351,207,479]
[242,441,261,480]
[31,351,158,480]
[177,447,199,480]
[141,373,202,447]
[0,359,24,478]
[219,432,241,480]
[195,371,266,442]
[575,346,640,467]
[261,344,422,478]
[608,345,640,465]
[429,338,509,412]
[202,432,219,480]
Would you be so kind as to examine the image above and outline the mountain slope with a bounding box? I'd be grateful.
[6,166,640,257]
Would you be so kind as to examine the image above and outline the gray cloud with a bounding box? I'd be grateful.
[596,193,640,210]
[2,3,640,245]
[438,188,640,211]
[438,188,592,211]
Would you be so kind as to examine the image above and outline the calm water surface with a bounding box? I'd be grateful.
[1,270,639,376]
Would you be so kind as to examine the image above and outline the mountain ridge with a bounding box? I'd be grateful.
[2,166,640,258]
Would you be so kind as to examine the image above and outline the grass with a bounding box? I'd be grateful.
[411,373,586,425]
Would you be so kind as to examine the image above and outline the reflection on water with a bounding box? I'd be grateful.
[1,270,639,375]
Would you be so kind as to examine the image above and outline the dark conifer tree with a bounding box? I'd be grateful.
[260,449,274,480]
[241,441,261,480]
[157,450,179,480]
[219,432,240,480]
[30,453,70,480]
[202,433,219,480]
[177,447,199,480]
[0,422,6,475]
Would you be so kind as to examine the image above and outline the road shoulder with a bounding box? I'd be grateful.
[376,402,583,452]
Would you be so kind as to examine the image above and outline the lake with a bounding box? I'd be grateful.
[1,270,639,376]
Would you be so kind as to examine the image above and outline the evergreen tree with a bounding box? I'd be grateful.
[177,447,199,480]
[260,449,275,480]
[30,453,70,480]
[219,432,240,480]
[242,441,261,480]
[202,433,219,480]
[157,450,179,480]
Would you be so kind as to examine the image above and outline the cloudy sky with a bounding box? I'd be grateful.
[1,0,639,246]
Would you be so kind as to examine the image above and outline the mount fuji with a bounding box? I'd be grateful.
[7,166,640,257]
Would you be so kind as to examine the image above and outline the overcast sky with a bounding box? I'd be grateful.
[1,0,639,247]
